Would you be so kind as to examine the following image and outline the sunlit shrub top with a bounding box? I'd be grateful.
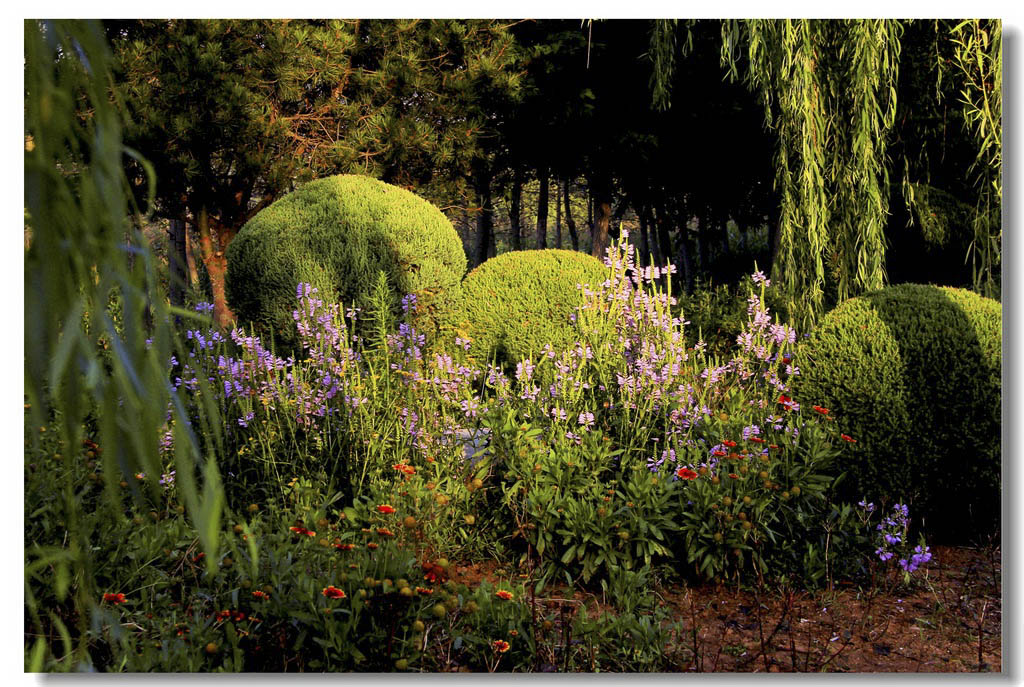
[225,174,466,351]
[437,249,607,366]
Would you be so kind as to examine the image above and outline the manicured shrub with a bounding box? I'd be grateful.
[791,284,1001,540]
[225,175,466,351]
[438,249,607,365]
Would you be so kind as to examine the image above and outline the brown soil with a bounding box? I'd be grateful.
[448,545,1001,673]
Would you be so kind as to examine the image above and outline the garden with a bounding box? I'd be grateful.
[24,19,1002,673]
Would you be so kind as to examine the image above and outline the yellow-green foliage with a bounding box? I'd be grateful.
[226,175,466,349]
[792,284,1001,539]
[440,250,607,366]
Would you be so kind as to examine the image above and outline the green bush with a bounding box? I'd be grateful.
[439,249,607,365]
[225,175,466,351]
[791,284,1001,540]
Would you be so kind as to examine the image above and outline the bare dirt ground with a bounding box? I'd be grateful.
[449,544,1001,673]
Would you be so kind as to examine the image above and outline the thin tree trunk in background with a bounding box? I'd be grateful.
[473,168,493,268]
[587,184,594,237]
[638,203,650,267]
[676,225,695,295]
[591,176,612,259]
[555,179,562,249]
[509,166,523,251]
[611,196,628,243]
[167,217,188,322]
[535,166,549,249]
[697,213,710,274]
[653,199,669,268]
[563,179,579,251]
[195,205,235,329]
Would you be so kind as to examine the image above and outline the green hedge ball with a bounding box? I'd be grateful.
[792,284,1001,540]
[225,174,466,351]
[439,249,608,366]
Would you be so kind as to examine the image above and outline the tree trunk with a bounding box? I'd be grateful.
[563,179,580,251]
[653,200,669,268]
[590,175,613,259]
[698,213,710,274]
[555,179,562,249]
[473,167,493,268]
[638,203,650,267]
[195,205,236,329]
[167,217,188,321]
[509,166,523,251]
[535,166,549,249]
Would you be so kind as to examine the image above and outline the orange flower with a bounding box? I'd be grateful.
[376,527,395,537]
[495,590,513,601]
[322,586,346,599]
[722,439,737,448]
[492,640,511,653]
[711,449,727,457]
[728,473,739,480]
[415,586,434,595]
[290,526,316,537]
[367,542,379,550]
[813,405,829,415]
[232,611,246,622]
[841,434,857,443]
[676,467,698,480]
[335,543,356,551]
[102,592,126,605]
[749,437,766,444]
[393,463,416,476]
[215,609,231,621]
[252,590,269,600]
[377,504,396,514]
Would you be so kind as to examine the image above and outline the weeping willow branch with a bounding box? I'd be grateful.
[950,18,1001,298]
[721,19,902,328]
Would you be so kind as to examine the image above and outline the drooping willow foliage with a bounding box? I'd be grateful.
[651,18,1001,324]
[948,19,1001,298]
[25,19,225,669]
[718,19,901,328]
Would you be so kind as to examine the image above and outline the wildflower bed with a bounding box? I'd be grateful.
[25,233,988,672]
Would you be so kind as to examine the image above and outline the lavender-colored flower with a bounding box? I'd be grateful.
[578,411,595,427]
[461,397,480,418]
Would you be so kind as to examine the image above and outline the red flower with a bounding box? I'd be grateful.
[322,586,346,599]
[215,609,231,622]
[492,639,511,653]
[749,437,766,444]
[393,463,416,476]
[722,439,737,448]
[778,394,791,404]
[290,526,316,537]
[376,527,395,537]
[813,405,829,415]
[232,611,246,622]
[841,434,857,443]
[335,543,356,551]
[102,593,126,605]
[676,467,698,480]
[367,542,379,550]
[415,586,434,595]
[495,590,513,601]
[377,504,396,514]
[252,590,269,600]
[711,449,727,457]
[728,473,739,480]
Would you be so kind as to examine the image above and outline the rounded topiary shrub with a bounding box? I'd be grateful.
[792,284,1001,540]
[439,249,608,366]
[225,175,467,350]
